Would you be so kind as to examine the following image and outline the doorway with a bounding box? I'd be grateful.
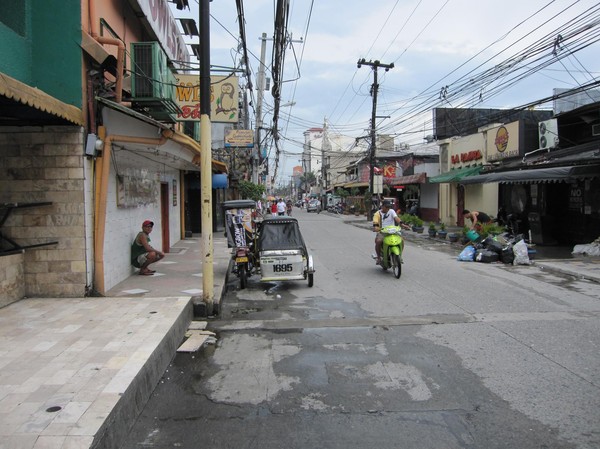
[184,172,202,234]
[160,182,170,253]
[456,184,465,227]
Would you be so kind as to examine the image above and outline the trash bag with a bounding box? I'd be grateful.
[475,249,499,263]
[501,245,514,264]
[482,236,503,254]
[457,245,476,262]
[572,239,600,256]
[513,239,531,265]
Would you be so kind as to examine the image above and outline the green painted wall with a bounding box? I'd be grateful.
[0,0,82,108]
[0,1,32,81]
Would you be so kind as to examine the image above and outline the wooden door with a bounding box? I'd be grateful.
[160,182,170,253]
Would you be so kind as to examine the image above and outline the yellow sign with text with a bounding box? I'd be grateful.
[174,74,239,123]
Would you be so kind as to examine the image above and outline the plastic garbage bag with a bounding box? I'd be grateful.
[572,238,600,256]
[457,245,476,262]
[513,239,531,265]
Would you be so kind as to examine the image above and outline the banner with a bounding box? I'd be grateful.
[224,208,253,248]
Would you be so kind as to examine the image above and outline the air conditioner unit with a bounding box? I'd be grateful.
[130,42,179,121]
[592,123,600,136]
[538,118,559,149]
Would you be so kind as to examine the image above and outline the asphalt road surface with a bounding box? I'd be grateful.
[122,209,600,449]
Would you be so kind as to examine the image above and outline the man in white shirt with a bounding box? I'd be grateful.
[276,199,287,216]
[372,200,406,264]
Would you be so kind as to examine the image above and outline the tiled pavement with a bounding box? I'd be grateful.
[0,235,231,449]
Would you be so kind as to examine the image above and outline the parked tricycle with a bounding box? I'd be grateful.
[223,203,314,288]
[256,217,315,287]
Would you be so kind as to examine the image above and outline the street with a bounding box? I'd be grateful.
[122,210,600,449]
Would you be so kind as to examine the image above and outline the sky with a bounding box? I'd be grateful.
[173,0,600,183]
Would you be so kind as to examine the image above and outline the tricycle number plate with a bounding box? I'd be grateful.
[260,254,304,278]
[273,263,294,272]
[236,256,249,263]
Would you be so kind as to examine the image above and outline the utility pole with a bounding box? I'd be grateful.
[322,118,330,207]
[200,0,214,312]
[357,58,394,220]
[253,33,267,184]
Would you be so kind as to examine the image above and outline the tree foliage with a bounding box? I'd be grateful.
[300,172,316,187]
[335,187,349,199]
[238,180,265,201]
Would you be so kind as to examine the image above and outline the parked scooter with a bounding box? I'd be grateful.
[377,225,405,279]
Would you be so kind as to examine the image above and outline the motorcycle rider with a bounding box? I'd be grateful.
[372,200,409,265]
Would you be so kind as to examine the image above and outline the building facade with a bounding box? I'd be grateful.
[0,0,227,303]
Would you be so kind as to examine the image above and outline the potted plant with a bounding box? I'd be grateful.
[411,216,424,233]
[447,229,459,243]
[428,222,437,237]
[437,222,448,239]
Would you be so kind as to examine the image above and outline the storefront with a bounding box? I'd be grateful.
[462,164,600,245]
[96,100,227,293]
[431,133,495,227]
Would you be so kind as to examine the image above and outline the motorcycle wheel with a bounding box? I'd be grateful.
[239,264,247,289]
[308,273,314,287]
[392,254,402,279]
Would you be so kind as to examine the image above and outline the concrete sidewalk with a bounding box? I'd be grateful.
[340,213,600,284]
[0,235,232,449]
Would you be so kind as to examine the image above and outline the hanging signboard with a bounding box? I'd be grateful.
[225,129,254,147]
[174,74,239,123]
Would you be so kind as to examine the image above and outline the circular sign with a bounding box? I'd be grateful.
[495,126,509,153]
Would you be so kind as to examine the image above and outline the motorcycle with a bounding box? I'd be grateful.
[223,199,259,289]
[378,225,404,278]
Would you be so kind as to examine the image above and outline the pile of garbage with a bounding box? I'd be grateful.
[572,237,600,257]
[457,234,532,265]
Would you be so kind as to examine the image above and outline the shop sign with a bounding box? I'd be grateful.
[569,183,583,211]
[225,129,254,148]
[175,74,239,123]
[383,165,396,177]
[488,121,520,161]
[451,150,482,165]
[137,0,189,63]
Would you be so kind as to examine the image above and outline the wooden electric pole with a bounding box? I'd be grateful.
[357,58,394,220]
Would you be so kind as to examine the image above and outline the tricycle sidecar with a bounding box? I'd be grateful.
[257,217,314,287]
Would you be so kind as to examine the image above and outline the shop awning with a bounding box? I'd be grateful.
[385,172,427,185]
[0,72,84,126]
[428,166,482,183]
[99,98,227,173]
[460,164,600,185]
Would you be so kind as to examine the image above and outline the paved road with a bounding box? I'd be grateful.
[122,210,600,449]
